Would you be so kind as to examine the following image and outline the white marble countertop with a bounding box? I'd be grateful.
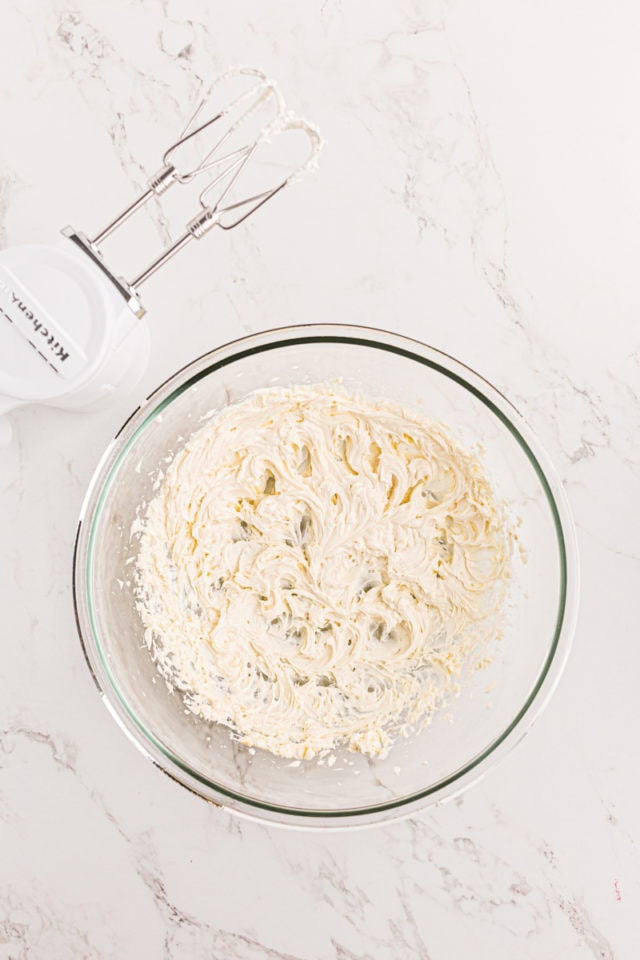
[1,1,638,957]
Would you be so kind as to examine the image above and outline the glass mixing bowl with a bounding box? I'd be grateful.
[73,325,578,827]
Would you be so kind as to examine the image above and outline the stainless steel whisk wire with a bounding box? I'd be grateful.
[88,67,320,290]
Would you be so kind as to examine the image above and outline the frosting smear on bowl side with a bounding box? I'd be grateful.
[135,385,512,759]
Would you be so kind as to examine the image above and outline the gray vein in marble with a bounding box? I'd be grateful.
[53,7,182,246]
[0,170,24,248]
[0,725,77,773]
[359,23,631,483]
[557,897,615,960]
[98,824,310,960]
[392,817,615,957]
[0,721,313,960]
[441,62,617,474]
[579,524,640,566]
[157,13,203,86]
[316,852,372,928]
[105,109,173,247]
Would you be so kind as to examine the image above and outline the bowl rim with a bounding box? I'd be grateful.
[73,323,580,827]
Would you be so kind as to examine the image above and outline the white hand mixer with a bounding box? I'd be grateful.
[0,67,321,444]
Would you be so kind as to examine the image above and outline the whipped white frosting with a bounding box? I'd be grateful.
[135,385,511,759]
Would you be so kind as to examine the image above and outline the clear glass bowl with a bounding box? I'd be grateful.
[73,325,579,827]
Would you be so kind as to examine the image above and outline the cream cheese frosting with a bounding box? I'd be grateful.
[135,384,512,759]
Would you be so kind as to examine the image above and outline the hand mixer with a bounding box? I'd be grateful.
[0,67,321,444]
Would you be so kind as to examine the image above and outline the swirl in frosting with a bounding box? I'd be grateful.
[135,385,511,759]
